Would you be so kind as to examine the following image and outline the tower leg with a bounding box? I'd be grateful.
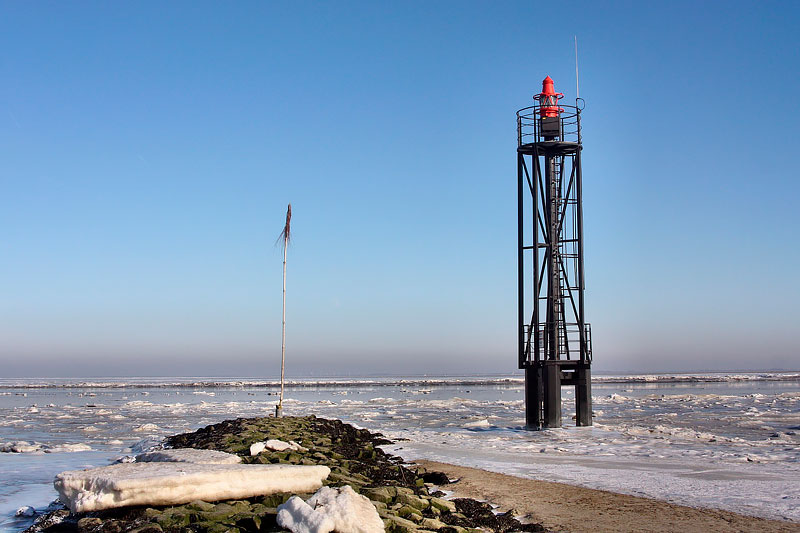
[525,366,543,429]
[543,363,561,428]
[575,365,592,426]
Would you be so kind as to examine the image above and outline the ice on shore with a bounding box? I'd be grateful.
[135,448,241,464]
[129,436,164,454]
[55,463,331,512]
[277,485,383,533]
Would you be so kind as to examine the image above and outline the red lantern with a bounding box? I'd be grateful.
[534,76,564,118]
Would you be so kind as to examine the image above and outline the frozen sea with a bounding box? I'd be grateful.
[1,372,799,531]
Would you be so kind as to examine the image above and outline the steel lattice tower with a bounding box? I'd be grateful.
[517,76,592,429]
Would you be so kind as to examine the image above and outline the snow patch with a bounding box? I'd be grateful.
[265,439,308,452]
[250,442,266,456]
[306,485,384,533]
[277,485,383,533]
[277,496,335,533]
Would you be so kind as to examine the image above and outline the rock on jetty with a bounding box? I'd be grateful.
[27,415,547,532]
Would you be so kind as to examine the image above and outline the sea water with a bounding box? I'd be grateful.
[1,373,798,531]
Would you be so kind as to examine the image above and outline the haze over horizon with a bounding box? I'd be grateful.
[1,2,798,378]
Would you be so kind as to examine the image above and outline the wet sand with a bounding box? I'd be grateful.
[415,460,800,533]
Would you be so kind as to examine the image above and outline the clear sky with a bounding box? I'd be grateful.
[1,1,798,377]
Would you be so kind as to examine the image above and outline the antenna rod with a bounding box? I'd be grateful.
[276,203,291,417]
[575,35,580,100]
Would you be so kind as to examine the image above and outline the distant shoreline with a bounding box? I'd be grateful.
[1,371,799,389]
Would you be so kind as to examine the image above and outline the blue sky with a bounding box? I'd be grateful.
[1,1,798,377]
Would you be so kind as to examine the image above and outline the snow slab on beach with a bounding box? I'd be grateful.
[55,463,330,512]
[135,448,241,464]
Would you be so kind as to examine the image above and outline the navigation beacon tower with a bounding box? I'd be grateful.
[517,76,592,429]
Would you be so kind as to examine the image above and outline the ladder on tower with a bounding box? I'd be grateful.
[552,157,572,361]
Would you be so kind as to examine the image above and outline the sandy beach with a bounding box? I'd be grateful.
[416,460,800,533]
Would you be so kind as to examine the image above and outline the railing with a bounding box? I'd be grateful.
[517,100,584,147]
[521,322,592,364]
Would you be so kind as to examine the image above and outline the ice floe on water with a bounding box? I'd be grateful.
[14,507,35,518]
[132,423,160,433]
[463,419,491,429]
[0,373,799,530]
[0,442,92,454]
